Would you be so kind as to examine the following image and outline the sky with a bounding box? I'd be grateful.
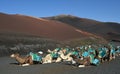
[0,0,120,23]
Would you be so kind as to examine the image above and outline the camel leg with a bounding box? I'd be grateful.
[56,57,62,62]
[25,56,33,65]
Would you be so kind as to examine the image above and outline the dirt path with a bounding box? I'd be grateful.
[0,56,120,74]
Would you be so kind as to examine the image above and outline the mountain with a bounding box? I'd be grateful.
[0,13,109,56]
[44,14,120,41]
[0,13,101,41]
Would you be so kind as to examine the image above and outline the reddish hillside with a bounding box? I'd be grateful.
[45,14,120,41]
[0,13,100,41]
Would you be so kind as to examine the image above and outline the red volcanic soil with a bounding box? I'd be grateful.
[0,13,98,41]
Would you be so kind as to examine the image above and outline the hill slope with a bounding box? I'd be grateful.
[0,13,101,41]
[0,13,108,56]
[44,14,120,41]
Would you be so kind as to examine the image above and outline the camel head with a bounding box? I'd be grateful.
[10,53,20,58]
[47,49,52,53]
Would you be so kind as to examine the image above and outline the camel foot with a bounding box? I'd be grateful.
[78,65,85,68]
[21,64,30,66]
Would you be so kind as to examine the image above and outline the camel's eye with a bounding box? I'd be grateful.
[10,54,15,57]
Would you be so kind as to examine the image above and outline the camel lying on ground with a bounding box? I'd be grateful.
[10,53,33,66]
[42,49,73,64]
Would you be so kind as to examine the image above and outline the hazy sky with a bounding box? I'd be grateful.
[0,0,120,23]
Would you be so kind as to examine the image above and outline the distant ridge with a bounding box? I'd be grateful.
[44,14,120,41]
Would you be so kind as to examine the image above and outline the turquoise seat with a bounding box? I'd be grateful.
[29,52,42,61]
[82,51,89,57]
[51,52,59,58]
[111,48,116,55]
[92,59,100,66]
[98,50,106,58]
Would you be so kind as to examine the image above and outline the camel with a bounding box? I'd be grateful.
[42,54,53,64]
[97,46,111,62]
[58,50,73,62]
[10,53,33,66]
[42,54,63,64]
[42,49,57,64]
[42,49,62,64]
[70,55,91,67]
[42,49,73,64]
